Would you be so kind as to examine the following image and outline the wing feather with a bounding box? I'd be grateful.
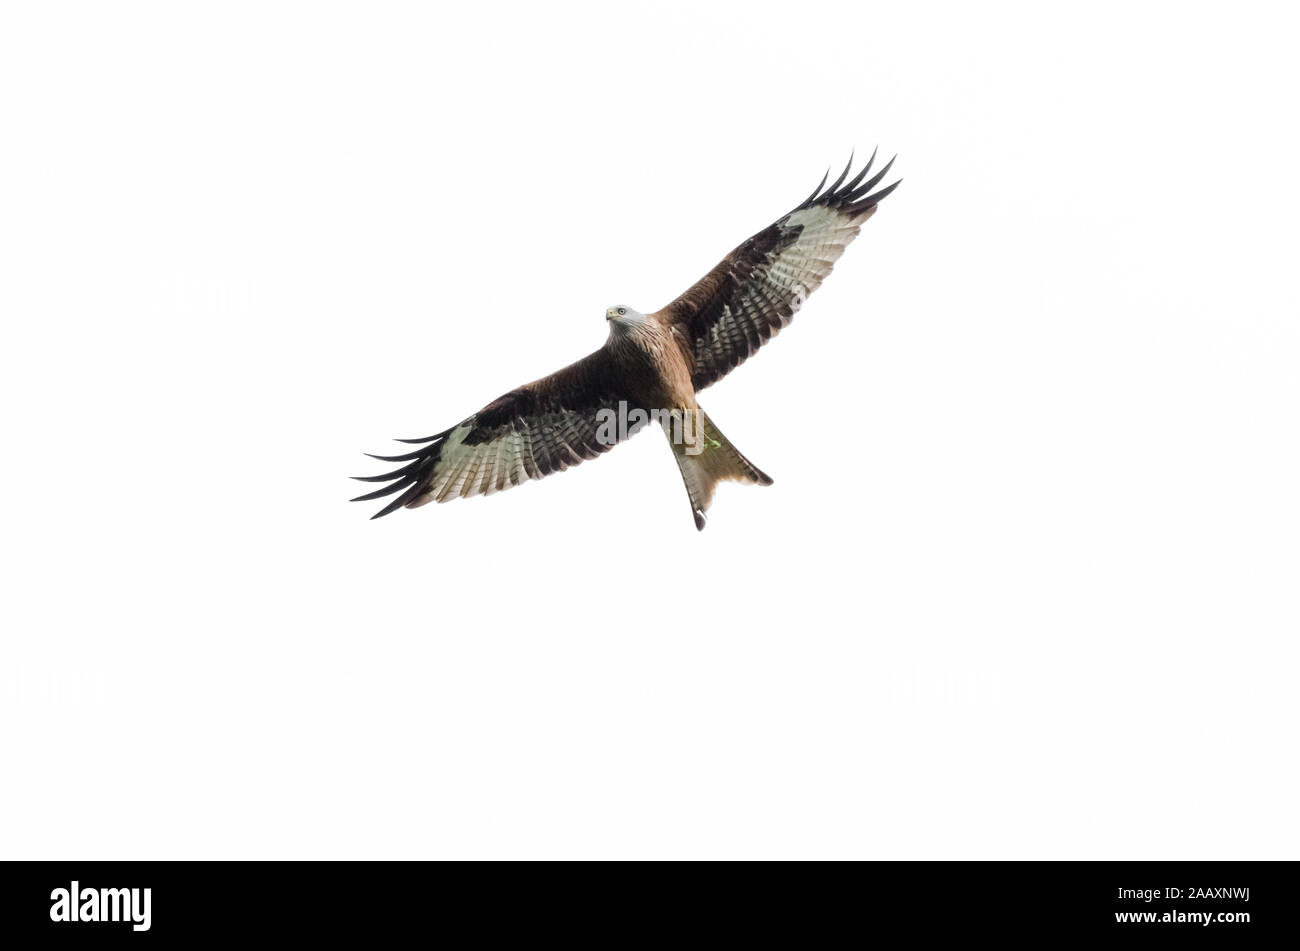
[655,153,900,390]
[353,348,641,518]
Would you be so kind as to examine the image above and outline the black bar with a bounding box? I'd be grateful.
[0,861,1288,942]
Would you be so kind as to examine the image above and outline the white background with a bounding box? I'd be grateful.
[2,1,1297,859]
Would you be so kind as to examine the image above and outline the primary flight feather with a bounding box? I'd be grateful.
[354,151,900,530]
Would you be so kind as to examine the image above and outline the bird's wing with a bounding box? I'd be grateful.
[352,347,645,518]
[653,152,899,391]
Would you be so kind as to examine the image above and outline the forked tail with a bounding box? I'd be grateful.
[664,407,772,531]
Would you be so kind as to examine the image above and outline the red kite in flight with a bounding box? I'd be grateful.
[354,152,900,529]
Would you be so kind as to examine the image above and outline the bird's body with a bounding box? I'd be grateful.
[605,312,693,414]
[354,152,899,530]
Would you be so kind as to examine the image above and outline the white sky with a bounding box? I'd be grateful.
[2,1,1297,858]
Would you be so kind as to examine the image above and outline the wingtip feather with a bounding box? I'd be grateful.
[371,481,426,518]
[394,427,453,445]
[798,167,831,208]
[825,150,855,196]
[842,146,878,194]
[850,178,902,213]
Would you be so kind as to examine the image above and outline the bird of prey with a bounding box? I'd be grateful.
[353,152,899,530]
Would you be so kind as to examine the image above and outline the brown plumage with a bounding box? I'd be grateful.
[353,152,900,530]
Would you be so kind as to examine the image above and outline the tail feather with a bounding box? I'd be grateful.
[665,408,772,531]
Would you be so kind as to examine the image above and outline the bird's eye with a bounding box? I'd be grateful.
[618,307,626,315]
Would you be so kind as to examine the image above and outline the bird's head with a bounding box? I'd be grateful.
[605,305,645,335]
